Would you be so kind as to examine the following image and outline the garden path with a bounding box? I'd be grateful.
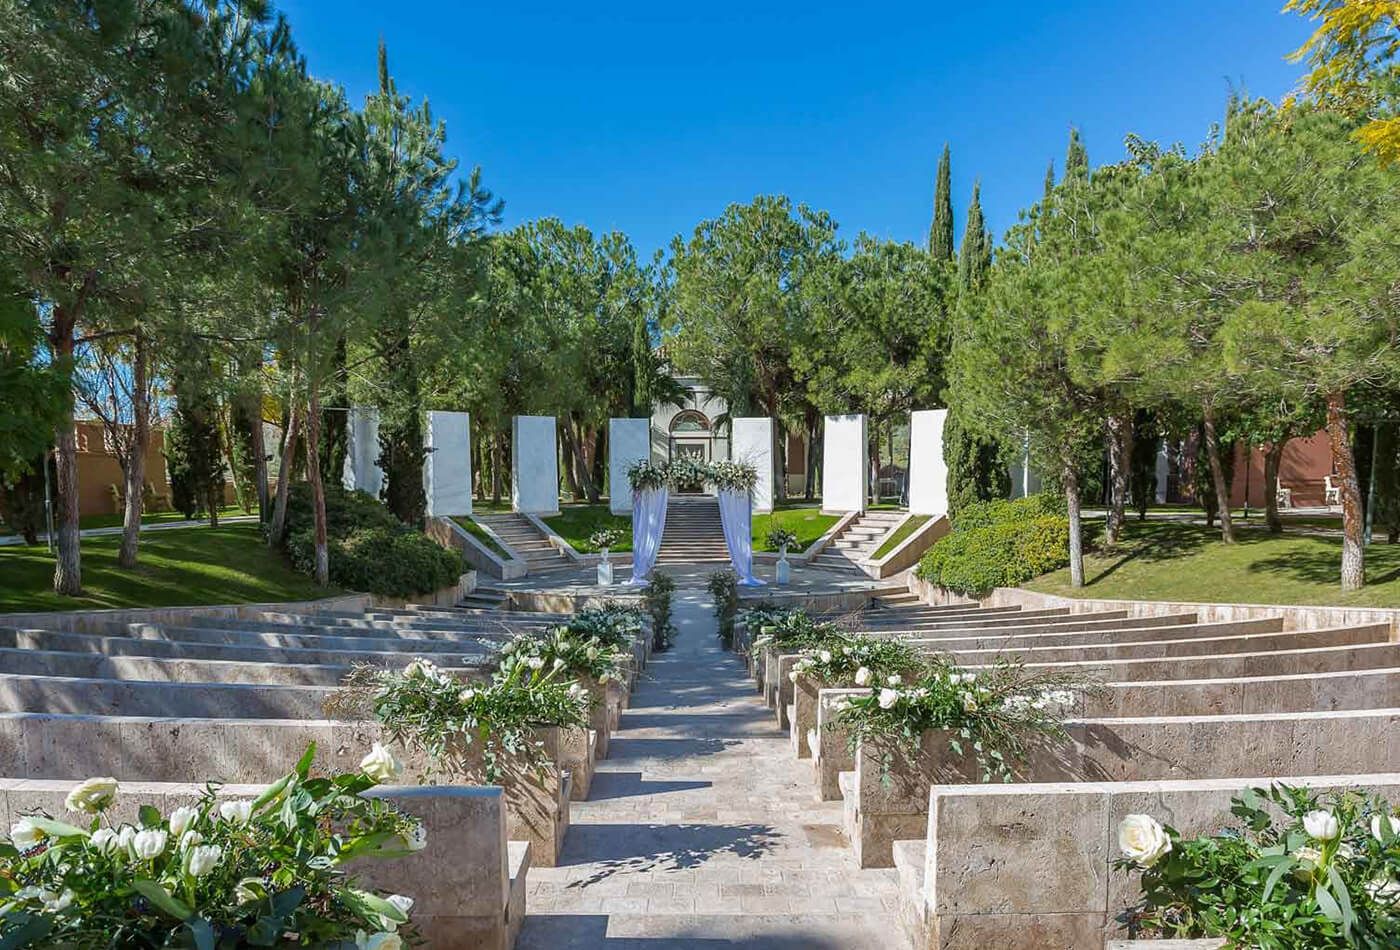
[516,587,905,949]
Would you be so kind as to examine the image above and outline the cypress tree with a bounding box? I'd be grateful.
[943,410,1011,521]
[1065,128,1089,181]
[957,182,992,290]
[928,144,954,261]
[631,307,652,418]
[165,359,225,524]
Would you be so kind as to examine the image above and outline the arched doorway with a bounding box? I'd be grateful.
[668,409,717,463]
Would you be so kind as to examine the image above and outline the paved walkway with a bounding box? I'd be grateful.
[518,587,905,949]
[0,515,258,546]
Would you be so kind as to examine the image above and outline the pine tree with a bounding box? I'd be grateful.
[957,182,992,289]
[1065,128,1089,181]
[165,359,225,524]
[928,144,955,261]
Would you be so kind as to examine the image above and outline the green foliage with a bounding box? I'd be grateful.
[541,506,632,554]
[284,484,460,597]
[164,361,225,522]
[498,625,630,687]
[643,572,677,651]
[1129,409,1161,520]
[1118,784,1400,946]
[748,608,844,652]
[943,409,1010,519]
[0,745,423,945]
[918,493,1070,595]
[956,182,993,290]
[706,570,739,647]
[566,603,645,651]
[788,634,924,686]
[0,277,65,484]
[928,144,955,261]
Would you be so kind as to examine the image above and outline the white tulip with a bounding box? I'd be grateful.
[854,667,871,686]
[552,657,567,672]
[360,742,403,784]
[169,806,199,839]
[877,688,900,710]
[132,828,168,860]
[180,831,204,851]
[90,828,120,855]
[403,660,428,679]
[117,826,136,853]
[187,844,223,877]
[788,670,799,682]
[459,687,478,703]
[960,691,978,713]
[219,800,253,826]
[235,878,263,903]
[1371,814,1400,842]
[64,776,118,814]
[526,657,546,670]
[9,818,44,851]
[1303,810,1340,842]
[1117,814,1172,868]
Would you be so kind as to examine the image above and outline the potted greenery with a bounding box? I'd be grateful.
[589,527,620,585]
[766,526,798,585]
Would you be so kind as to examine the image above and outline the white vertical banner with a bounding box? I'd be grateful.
[907,409,949,516]
[822,414,867,513]
[511,415,560,515]
[732,417,775,514]
[608,418,652,515]
[424,411,472,517]
[343,406,384,497]
[628,486,669,584]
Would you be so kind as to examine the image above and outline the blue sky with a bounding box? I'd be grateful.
[278,1,1313,257]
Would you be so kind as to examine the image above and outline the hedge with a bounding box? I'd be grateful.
[916,493,1070,596]
[282,485,462,597]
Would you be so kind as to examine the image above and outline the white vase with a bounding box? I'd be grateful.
[776,547,790,586]
[596,557,613,586]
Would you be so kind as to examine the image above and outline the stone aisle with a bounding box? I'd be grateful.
[517,588,905,949]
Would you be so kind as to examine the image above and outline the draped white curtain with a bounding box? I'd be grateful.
[628,486,669,584]
[717,488,764,586]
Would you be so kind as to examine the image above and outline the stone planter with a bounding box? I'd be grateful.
[1106,942,1223,949]
[790,675,863,759]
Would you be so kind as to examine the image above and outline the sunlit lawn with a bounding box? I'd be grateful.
[753,504,840,552]
[1026,520,1400,608]
[0,524,337,613]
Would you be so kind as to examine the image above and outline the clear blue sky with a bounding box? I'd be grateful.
[278,0,1312,257]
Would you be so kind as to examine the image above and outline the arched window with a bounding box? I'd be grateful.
[669,410,711,434]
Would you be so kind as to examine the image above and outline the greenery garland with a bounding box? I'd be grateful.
[625,459,760,495]
[626,460,670,493]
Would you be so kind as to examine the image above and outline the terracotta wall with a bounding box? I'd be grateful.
[1227,431,1333,508]
[73,421,171,517]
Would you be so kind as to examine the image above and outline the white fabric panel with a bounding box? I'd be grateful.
[424,411,472,517]
[717,487,764,586]
[511,416,559,514]
[628,487,669,584]
[343,406,384,497]
[907,409,949,516]
[732,418,775,513]
[609,418,652,515]
[822,414,867,512]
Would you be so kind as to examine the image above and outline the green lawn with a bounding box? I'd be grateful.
[451,516,514,559]
[1,506,253,537]
[0,524,338,613]
[543,505,632,553]
[871,514,930,560]
[1026,520,1400,609]
[753,504,840,553]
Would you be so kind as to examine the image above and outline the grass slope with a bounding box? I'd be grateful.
[753,504,840,553]
[451,516,514,559]
[871,514,930,560]
[1026,520,1400,608]
[0,523,338,613]
[543,505,632,553]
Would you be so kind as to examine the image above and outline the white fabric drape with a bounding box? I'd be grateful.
[717,488,764,586]
[628,486,669,584]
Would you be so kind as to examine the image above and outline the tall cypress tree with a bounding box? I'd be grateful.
[165,357,225,524]
[928,144,955,261]
[957,182,992,290]
[1065,128,1089,181]
[631,307,652,418]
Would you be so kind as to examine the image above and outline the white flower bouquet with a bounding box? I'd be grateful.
[0,744,423,945]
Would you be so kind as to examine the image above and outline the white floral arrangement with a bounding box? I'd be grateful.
[1116,785,1400,945]
[707,460,757,494]
[833,658,1088,783]
[627,459,669,493]
[0,744,423,945]
[587,527,621,553]
[787,635,923,687]
[765,526,799,553]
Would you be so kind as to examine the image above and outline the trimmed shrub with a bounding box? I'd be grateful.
[283,484,461,597]
[917,493,1070,596]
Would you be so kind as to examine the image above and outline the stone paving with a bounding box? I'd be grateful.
[517,587,906,949]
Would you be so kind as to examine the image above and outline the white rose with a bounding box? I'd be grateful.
[527,657,546,670]
[219,800,253,826]
[180,831,204,851]
[552,657,567,672]
[169,806,199,839]
[9,818,45,851]
[117,826,136,853]
[1303,810,1340,841]
[459,687,477,703]
[64,777,118,814]
[41,888,74,914]
[360,742,403,784]
[403,660,427,679]
[854,667,871,686]
[878,688,900,710]
[1117,814,1172,867]
[187,843,223,877]
[380,892,415,928]
[356,931,403,950]
[404,822,427,851]
[818,650,832,663]
[788,670,799,682]
[90,828,120,855]
[1371,814,1400,842]
[960,691,978,713]
[132,828,168,860]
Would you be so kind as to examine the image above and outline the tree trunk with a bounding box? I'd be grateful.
[1325,391,1365,591]
[1104,409,1131,546]
[1263,441,1285,535]
[774,419,787,503]
[805,416,819,501]
[117,328,150,568]
[304,387,329,586]
[251,388,269,523]
[568,418,597,502]
[1064,461,1084,588]
[491,430,504,506]
[49,304,81,596]
[268,394,302,547]
[1202,402,1235,543]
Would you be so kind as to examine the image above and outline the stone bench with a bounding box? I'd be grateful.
[0,714,580,867]
[843,707,1400,866]
[129,622,514,654]
[895,772,1400,950]
[899,616,1279,651]
[0,778,529,948]
[0,672,341,719]
[0,645,360,686]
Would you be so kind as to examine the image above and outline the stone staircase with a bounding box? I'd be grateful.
[461,587,507,611]
[810,510,903,572]
[657,495,730,563]
[474,512,573,574]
